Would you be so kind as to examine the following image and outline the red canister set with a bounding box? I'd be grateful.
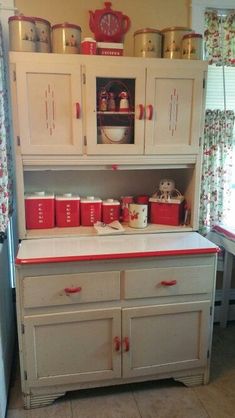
[25,192,184,230]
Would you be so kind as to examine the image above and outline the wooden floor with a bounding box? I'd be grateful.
[7,323,235,418]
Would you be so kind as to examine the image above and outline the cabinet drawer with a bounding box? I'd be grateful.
[123,265,214,300]
[23,271,120,308]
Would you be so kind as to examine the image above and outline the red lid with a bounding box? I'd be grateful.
[8,15,35,23]
[52,22,81,31]
[134,28,161,36]
[161,26,192,33]
[182,33,203,39]
[30,17,51,26]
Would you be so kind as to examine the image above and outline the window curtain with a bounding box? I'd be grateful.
[199,109,235,235]
[0,22,13,235]
[199,9,235,235]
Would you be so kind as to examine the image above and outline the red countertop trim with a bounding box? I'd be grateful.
[15,247,219,265]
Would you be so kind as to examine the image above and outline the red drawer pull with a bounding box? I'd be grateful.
[123,337,130,352]
[146,104,153,120]
[114,336,121,352]
[160,280,177,286]
[136,104,144,120]
[64,286,82,294]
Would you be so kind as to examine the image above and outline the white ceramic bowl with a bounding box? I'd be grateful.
[98,126,131,144]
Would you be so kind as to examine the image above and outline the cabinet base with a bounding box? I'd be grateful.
[24,392,66,409]
[174,373,206,387]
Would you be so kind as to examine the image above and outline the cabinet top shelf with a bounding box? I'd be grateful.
[16,232,218,265]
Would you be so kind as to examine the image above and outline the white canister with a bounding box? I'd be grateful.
[129,203,148,229]
[181,33,203,60]
[134,28,162,58]
[32,17,51,53]
[161,26,192,59]
[52,22,81,54]
[8,15,36,52]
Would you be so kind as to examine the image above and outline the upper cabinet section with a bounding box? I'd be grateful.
[9,53,207,160]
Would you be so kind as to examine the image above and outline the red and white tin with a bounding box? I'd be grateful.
[52,22,81,54]
[8,15,36,52]
[149,197,184,226]
[55,194,80,227]
[120,196,134,223]
[81,37,97,54]
[80,196,102,226]
[102,199,120,224]
[25,192,55,229]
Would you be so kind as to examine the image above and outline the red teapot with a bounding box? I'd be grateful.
[89,2,131,43]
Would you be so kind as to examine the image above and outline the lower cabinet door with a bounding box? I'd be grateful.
[122,301,211,378]
[24,308,122,386]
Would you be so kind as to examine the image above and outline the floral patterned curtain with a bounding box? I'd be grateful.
[204,9,235,65]
[199,110,235,235]
[0,22,13,234]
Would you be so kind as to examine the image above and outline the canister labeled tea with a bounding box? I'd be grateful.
[181,33,203,60]
[9,15,36,52]
[134,28,162,58]
[52,22,81,54]
[161,26,192,59]
[32,17,51,53]
[102,199,120,224]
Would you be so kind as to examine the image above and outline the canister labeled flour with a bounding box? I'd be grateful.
[32,17,51,53]
[161,26,192,59]
[52,22,81,54]
[181,33,203,60]
[9,15,36,52]
[134,28,162,58]
[25,191,55,229]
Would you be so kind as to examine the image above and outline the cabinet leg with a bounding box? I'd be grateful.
[174,374,205,387]
[23,392,66,409]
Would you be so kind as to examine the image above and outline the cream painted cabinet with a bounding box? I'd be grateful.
[12,61,83,155]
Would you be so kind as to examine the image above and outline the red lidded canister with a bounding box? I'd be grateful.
[25,191,55,229]
[80,196,102,226]
[102,199,120,224]
[55,194,80,227]
[120,196,134,222]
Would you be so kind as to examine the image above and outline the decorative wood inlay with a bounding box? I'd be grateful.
[45,84,55,136]
[169,88,179,136]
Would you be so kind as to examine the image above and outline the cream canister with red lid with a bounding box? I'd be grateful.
[102,199,120,224]
[80,196,102,226]
[181,33,203,60]
[8,15,36,52]
[32,17,51,53]
[52,22,81,54]
[134,28,162,58]
[161,26,192,59]
[55,194,80,227]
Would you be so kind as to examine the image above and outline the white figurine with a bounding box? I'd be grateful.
[152,179,182,201]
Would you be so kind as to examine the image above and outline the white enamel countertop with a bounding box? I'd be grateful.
[16,232,218,265]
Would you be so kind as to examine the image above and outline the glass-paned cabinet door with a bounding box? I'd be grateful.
[145,61,207,155]
[84,62,146,155]
[15,62,83,155]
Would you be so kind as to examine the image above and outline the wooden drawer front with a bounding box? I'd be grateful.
[23,271,120,308]
[123,265,214,300]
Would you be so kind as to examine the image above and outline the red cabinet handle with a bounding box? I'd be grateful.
[123,337,130,352]
[136,104,144,120]
[114,336,121,352]
[64,286,82,294]
[146,104,153,120]
[160,280,177,286]
[76,102,81,119]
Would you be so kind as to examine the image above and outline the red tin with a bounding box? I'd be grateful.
[102,199,120,224]
[135,195,149,204]
[25,192,55,229]
[149,197,184,226]
[55,194,80,227]
[120,196,134,222]
[80,196,102,226]
[81,37,97,54]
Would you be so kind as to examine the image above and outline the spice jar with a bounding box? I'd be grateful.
[134,28,162,58]
[181,33,203,60]
[52,22,81,54]
[8,15,36,52]
[161,26,192,59]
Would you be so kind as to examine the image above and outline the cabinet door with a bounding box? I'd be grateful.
[24,308,121,386]
[145,63,206,155]
[84,62,145,155]
[122,301,210,378]
[15,62,83,155]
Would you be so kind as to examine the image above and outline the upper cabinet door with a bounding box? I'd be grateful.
[145,62,207,155]
[84,62,146,155]
[15,62,83,155]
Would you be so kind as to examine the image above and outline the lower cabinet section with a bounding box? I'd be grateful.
[16,254,216,409]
